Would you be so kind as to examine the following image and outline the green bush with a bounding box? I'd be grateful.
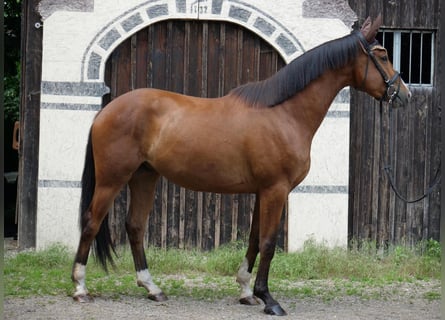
[4,65,20,123]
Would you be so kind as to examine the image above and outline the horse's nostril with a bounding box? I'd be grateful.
[408,91,412,99]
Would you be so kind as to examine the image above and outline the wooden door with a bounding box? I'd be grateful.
[103,20,287,250]
[348,0,441,246]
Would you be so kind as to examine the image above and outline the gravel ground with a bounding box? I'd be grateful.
[4,282,440,320]
[4,239,441,319]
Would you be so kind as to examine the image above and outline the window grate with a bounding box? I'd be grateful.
[376,30,435,86]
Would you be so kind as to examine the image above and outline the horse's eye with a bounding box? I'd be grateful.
[381,55,388,62]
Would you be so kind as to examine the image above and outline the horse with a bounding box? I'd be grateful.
[72,15,411,316]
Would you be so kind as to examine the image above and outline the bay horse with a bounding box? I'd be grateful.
[72,15,411,315]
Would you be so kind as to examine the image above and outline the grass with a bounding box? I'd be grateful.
[4,239,441,301]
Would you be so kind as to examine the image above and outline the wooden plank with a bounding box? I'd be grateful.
[426,86,441,240]
[149,180,162,247]
[218,24,226,95]
[220,195,233,245]
[167,182,179,248]
[17,0,43,249]
[387,102,398,243]
[206,22,222,98]
[186,21,202,95]
[172,20,186,88]
[135,28,149,89]
[236,28,243,88]
[200,22,208,97]
[182,21,190,94]
[359,98,373,239]
[347,90,359,240]
[214,194,222,248]
[396,103,410,244]
[410,89,428,244]
[196,192,203,249]
[115,35,132,95]
[146,25,155,88]
[161,178,168,248]
[371,103,379,244]
[164,21,173,91]
[223,23,238,93]
[179,188,186,249]
[231,194,239,242]
[184,189,197,249]
[150,22,168,90]
[130,35,137,90]
[413,0,438,28]
[259,42,274,81]
[377,105,391,245]
[236,194,246,242]
[201,192,212,250]
[400,0,414,27]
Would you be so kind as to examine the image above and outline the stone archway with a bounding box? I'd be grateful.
[81,0,305,85]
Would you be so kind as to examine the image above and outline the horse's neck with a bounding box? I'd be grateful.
[284,67,351,137]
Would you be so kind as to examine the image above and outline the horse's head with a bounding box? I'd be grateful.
[354,14,411,108]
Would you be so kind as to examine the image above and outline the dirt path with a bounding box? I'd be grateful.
[4,288,440,320]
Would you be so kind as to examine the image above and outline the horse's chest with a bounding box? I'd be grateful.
[280,145,311,188]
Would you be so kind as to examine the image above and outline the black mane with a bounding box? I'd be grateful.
[229,32,361,108]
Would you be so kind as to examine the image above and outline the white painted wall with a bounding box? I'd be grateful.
[288,100,350,251]
[37,0,355,251]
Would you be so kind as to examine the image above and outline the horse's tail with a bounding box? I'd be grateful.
[80,129,116,272]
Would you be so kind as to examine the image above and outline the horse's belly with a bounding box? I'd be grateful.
[159,167,253,194]
[151,149,254,193]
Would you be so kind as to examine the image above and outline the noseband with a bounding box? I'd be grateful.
[356,32,401,105]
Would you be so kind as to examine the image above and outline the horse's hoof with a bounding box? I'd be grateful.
[73,294,94,303]
[264,304,287,316]
[239,296,260,305]
[148,292,168,302]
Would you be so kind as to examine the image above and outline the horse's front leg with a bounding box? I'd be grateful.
[253,186,288,316]
[237,195,260,305]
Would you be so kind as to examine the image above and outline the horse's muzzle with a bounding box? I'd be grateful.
[390,89,411,108]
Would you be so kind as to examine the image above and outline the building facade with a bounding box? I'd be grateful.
[22,0,358,250]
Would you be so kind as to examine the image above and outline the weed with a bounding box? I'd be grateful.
[424,291,441,301]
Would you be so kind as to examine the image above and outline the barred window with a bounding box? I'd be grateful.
[376,30,435,85]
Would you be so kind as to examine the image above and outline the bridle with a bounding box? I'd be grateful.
[355,31,441,203]
[356,31,401,105]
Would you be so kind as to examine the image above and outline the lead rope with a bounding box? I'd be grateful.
[380,101,441,203]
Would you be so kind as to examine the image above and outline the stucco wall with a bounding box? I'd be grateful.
[37,0,356,251]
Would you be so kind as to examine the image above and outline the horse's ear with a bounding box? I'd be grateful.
[360,16,372,37]
[366,13,382,42]
[360,14,382,43]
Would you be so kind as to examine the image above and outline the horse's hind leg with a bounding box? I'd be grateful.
[72,182,126,302]
[126,165,167,302]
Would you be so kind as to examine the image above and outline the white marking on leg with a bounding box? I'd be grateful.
[137,269,162,295]
[73,263,88,297]
[236,258,254,299]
